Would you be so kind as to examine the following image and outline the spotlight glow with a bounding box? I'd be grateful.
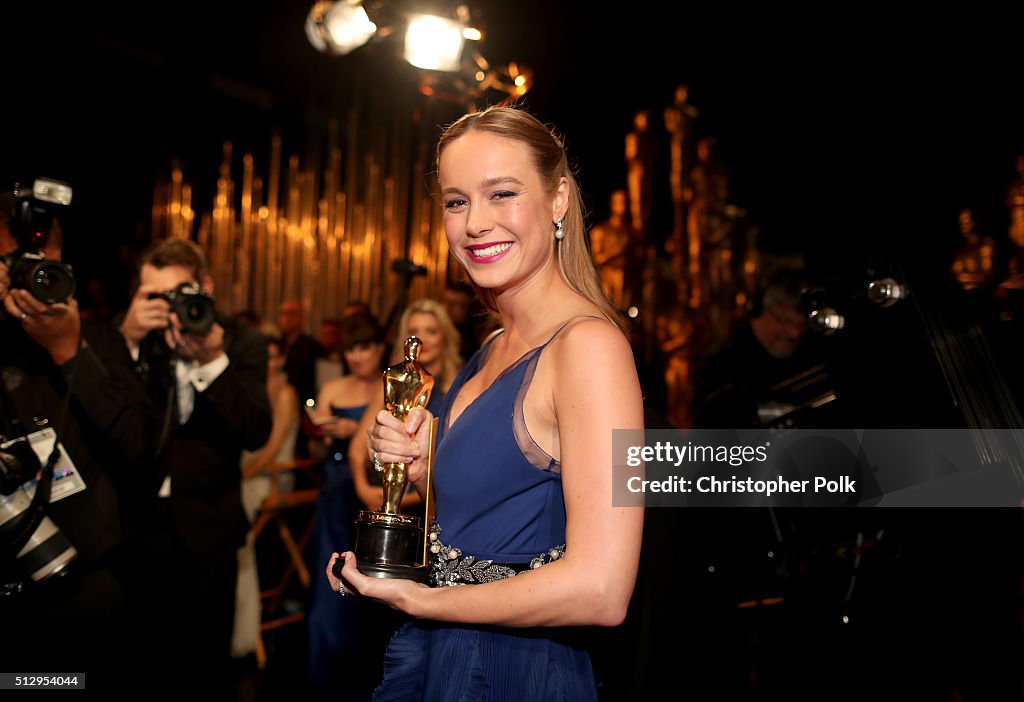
[404,14,465,71]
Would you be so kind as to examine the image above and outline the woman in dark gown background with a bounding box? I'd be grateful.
[307,312,386,701]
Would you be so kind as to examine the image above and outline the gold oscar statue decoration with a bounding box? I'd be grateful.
[346,336,435,582]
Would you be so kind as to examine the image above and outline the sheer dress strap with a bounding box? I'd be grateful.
[512,315,605,473]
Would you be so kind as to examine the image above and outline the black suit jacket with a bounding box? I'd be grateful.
[0,320,125,572]
[116,314,272,556]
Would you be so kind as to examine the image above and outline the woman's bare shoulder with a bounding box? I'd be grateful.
[544,315,637,386]
[546,317,642,432]
[553,316,632,356]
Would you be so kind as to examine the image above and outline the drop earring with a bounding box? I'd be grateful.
[554,218,565,240]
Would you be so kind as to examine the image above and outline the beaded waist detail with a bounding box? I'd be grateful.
[428,522,565,588]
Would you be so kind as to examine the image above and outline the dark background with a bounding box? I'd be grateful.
[4,5,1024,286]
[3,4,1023,699]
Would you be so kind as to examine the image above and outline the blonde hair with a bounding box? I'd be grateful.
[435,105,627,335]
[393,298,463,392]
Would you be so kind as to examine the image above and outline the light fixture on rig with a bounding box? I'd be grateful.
[305,0,381,56]
[306,1,531,105]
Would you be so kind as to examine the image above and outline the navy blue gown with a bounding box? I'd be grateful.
[374,327,599,701]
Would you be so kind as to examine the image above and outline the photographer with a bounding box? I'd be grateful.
[692,267,838,429]
[0,184,150,679]
[112,238,271,687]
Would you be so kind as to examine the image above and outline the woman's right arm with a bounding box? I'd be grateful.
[315,378,359,442]
[314,380,339,422]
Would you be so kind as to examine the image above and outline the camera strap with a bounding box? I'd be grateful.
[1,448,60,561]
[153,349,179,460]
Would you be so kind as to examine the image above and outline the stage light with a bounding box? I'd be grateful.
[803,286,845,335]
[306,0,378,56]
[866,277,907,308]
[808,307,845,335]
[305,1,530,101]
[404,14,466,71]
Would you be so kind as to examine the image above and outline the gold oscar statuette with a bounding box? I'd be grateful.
[341,336,435,582]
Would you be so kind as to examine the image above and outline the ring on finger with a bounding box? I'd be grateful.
[373,451,383,472]
[338,581,347,597]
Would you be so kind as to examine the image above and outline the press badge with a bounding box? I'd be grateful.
[0,428,86,502]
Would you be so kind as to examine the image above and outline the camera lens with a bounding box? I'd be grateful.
[0,489,76,581]
[0,448,77,582]
[28,261,76,304]
[0,491,78,581]
[8,254,76,304]
[185,300,205,322]
[170,284,215,335]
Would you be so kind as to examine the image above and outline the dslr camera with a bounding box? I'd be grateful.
[0,441,77,583]
[2,178,76,304]
[148,282,216,336]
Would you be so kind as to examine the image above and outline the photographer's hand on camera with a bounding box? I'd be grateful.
[165,312,226,366]
[120,283,170,354]
[1,256,81,364]
[4,288,82,365]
